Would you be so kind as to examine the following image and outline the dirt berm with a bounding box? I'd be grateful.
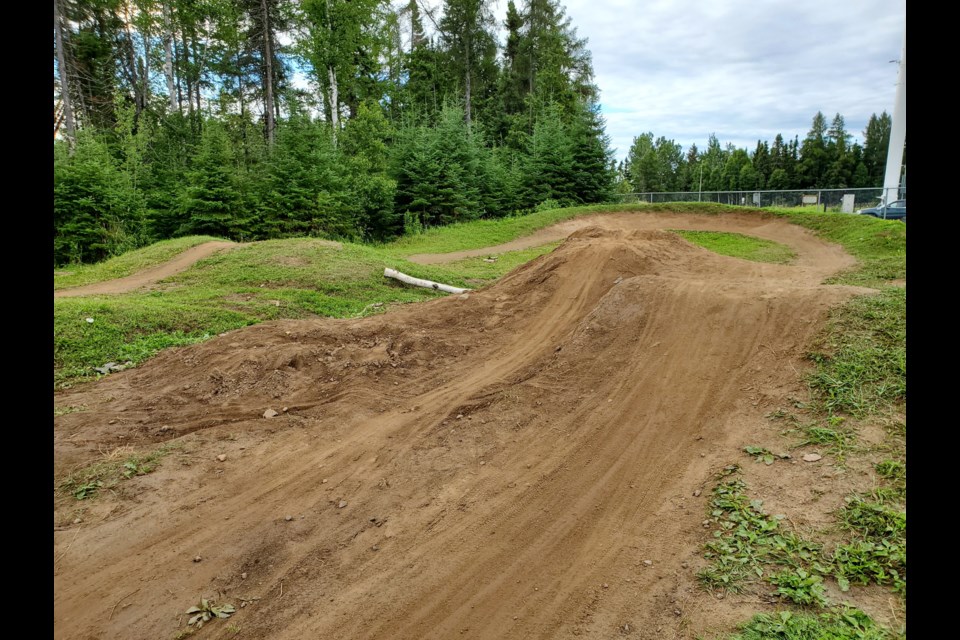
[54,212,872,639]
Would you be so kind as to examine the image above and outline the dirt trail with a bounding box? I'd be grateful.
[54,211,873,640]
[54,241,236,298]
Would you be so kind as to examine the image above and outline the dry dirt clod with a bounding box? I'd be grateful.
[602,583,609,589]
[802,453,823,462]
[263,409,279,419]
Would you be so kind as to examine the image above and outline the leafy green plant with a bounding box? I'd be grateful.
[743,446,776,465]
[727,608,894,640]
[73,480,102,500]
[769,568,829,607]
[186,598,236,629]
[875,460,905,481]
[54,404,87,417]
[58,445,174,500]
[838,497,905,539]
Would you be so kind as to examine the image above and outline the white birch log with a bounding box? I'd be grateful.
[384,268,471,294]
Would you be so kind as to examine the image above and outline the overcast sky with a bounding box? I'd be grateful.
[489,0,906,161]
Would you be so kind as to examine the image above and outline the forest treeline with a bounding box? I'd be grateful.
[617,111,897,196]
[53,0,897,267]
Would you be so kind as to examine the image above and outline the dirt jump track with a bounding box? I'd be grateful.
[54,241,236,298]
[54,211,875,639]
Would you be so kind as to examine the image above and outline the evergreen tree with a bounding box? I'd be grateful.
[862,112,892,186]
[799,111,829,187]
[176,120,245,238]
[54,131,146,265]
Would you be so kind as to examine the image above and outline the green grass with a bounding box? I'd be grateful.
[672,230,797,263]
[58,444,176,500]
[806,287,906,418]
[699,472,830,597]
[724,609,898,640]
[54,235,226,291]
[767,208,905,288]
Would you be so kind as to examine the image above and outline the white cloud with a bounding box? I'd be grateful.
[557,0,905,159]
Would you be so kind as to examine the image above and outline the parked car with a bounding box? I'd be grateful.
[857,199,906,221]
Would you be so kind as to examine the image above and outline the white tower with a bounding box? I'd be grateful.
[882,28,906,204]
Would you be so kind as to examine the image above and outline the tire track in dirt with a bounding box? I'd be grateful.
[54,240,236,298]
[54,212,874,640]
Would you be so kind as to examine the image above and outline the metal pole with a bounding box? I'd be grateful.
[698,165,703,202]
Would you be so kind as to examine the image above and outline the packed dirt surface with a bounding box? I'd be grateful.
[54,211,875,639]
[54,241,236,298]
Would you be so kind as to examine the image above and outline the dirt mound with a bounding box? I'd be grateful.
[54,217,871,639]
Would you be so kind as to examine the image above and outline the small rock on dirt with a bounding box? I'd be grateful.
[602,583,609,589]
[693,489,702,497]
[193,556,202,563]
[285,515,293,521]
[263,409,279,419]
[802,453,822,462]
[159,425,171,432]
[217,454,227,462]
[459,294,470,300]
[643,560,653,566]
[674,609,682,616]
[241,572,248,580]
[681,562,689,569]
[338,500,348,509]
[73,518,82,524]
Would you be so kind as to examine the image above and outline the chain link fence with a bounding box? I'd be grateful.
[616,187,904,213]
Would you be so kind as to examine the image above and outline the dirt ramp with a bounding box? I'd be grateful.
[54,221,870,640]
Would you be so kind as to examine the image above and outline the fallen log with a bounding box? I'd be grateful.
[383,268,471,295]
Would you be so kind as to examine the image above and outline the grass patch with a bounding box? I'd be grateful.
[806,288,905,418]
[54,235,225,291]
[767,208,905,288]
[699,469,905,601]
[725,609,897,640]
[672,230,796,264]
[54,404,87,417]
[58,444,175,500]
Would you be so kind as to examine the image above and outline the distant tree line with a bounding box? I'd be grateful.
[54,0,616,265]
[615,111,900,195]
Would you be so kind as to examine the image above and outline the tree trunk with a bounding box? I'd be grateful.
[325,0,338,146]
[260,0,275,145]
[163,2,177,112]
[54,0,76,146]
[181,30,193,117]
[384,269,470,294]
[464,37,472,128]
